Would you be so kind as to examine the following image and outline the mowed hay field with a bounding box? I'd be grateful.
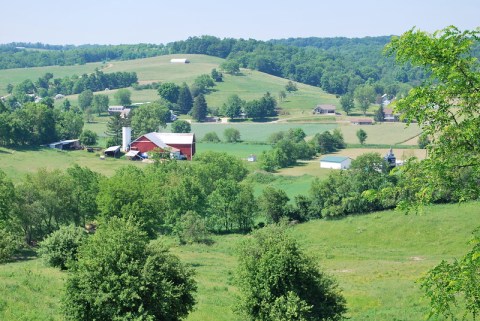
[0,202,478,321]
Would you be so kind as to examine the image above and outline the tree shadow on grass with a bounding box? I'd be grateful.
[12,247,38,262]
[251,117,279,123]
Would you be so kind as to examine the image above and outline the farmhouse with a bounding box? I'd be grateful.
[320,156,352,170]
[129,132,196,160]
[170,58,190,63]
[350,118,374,125]
[383,108,398,122]
[108,105,131,118]
[313,104,336,115]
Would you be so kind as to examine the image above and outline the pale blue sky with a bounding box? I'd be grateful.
[1,0,478,45]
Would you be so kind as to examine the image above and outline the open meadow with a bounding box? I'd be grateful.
[0,202,477,321]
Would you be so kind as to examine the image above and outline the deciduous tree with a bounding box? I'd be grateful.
[386,26,480,320]
[113,88,132,106]
[171,119,191,133]
[131,101,169,136]
[235,224,346,321]
[340,93,354,115]
[63,218,197,321]
[354,85,375,115]
[356,129,367,145]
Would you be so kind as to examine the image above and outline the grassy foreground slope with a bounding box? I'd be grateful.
[0,202,477,321]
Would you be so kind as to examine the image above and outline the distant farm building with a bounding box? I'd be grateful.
[350,118,374,125]
[48,139,81,150]
[320,156,352,170]
[313,104,336,115]
[170,58,190,64]
[128,132,196,160]
[104,145,121,157]
[108,105,131,118]
[383,108,398,122]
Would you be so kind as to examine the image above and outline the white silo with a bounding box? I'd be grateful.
[122,127,131,152]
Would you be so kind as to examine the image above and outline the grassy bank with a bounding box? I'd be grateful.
[0,202,477,320]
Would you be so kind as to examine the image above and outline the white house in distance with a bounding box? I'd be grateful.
[320,156,352,170]
[170,58,190,63]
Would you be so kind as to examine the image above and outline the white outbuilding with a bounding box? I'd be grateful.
[170,58,190,63]
[320,156,352,170]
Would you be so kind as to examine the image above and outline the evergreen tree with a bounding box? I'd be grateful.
[191,94,207,122]
[374,105,385,122]
[105,113,128,146]
[177,83,193,114]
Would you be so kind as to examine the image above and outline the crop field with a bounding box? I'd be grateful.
[0,202,477,321]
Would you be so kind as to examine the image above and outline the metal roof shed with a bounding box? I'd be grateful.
[104,145,121,157]
[320,156,352,170]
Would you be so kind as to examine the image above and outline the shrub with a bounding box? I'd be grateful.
[202,131,221,142]
[63,218,197,321]
[224,128,241,142]
[79,129,98,146]
[0,228,21,263]
[38,225,87,270]
[235,224,346,321]
[176,211,211,244]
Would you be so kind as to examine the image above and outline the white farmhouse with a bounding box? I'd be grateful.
[320,156,352,170]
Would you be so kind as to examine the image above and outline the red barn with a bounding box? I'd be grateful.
[129,132,196,160]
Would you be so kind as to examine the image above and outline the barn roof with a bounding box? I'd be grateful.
[156,133,194,145]
[132,132,194,147]
[320,156,350,163]
[315,104,336,111]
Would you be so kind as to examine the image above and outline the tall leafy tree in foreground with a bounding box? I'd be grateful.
[386,26,480,319]
[235,224,346,321]
[63,218,197,321]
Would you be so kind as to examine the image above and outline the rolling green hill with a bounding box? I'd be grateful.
[0,54,339,114]
[0,202,477,320]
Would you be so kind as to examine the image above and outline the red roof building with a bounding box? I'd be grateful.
[129,132,196,160]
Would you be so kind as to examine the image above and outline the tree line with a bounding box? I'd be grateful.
[0,43,168,69]
[4,70,137,107]
[0,100,83,146]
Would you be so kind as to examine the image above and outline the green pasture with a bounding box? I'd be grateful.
[1,202,477,320]
[196,142,270,159]
[191,122,337,142]
[0,147,146,183]
[337,122,421,145]
[0,53,338,115]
